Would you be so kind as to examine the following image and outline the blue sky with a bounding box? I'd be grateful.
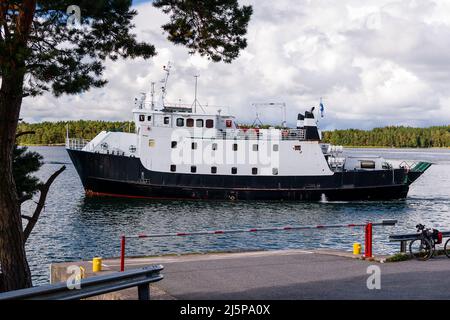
[132,0,151,5]
[20,0,450,130]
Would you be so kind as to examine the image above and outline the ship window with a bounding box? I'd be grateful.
[360,160,376,169]
[191,166,197,173]
[272,168,279,175]
[192,142,197,150]
[170,165,176,172]
[176,118,184,127]
[164,117,170,125]
[139,115,145,122]
[211,166,217,174]
[233,143,238,151]
[187,118,194,127]
[252,167,258,175]
[196,119,204,128]
[206,119,214,128]
[212,143,218,151]
[147,116,152,121]
[231,167,237,174]
[226,120,232,128]
[171,141,177,148]
[273,144,279,152]
[252,144,258,151]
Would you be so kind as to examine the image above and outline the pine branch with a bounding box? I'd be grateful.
[23,165,66,243]
[15,131,35,139]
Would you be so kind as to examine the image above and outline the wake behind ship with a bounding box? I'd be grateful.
[66,75,431,201]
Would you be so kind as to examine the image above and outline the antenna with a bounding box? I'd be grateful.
[150,82,155,110]
[190,74,205,113]
[160,62,171,107]
[194,75,199,113]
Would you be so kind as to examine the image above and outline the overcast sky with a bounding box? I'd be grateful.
[20,0,450,130]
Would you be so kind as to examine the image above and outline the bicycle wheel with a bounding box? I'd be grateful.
[444,239,450,258]
[409,238,433,261]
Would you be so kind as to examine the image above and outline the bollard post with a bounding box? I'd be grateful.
[365,223,373,258]
[120,236,126,272]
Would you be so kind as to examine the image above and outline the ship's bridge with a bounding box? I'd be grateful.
[133,105,236,132]
[133,107,307,141]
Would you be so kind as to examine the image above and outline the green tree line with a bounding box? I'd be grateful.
[17,121,135,145]
[17,121,450,148]
[321,125,450,148]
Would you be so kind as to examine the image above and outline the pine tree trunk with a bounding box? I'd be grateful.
[0,67,32,291]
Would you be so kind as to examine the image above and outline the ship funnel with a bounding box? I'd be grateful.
[297,113,305,128]
[304,108,320,140]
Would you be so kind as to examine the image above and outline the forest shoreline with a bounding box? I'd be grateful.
[16,120,450,148]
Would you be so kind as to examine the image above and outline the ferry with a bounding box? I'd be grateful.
[66,71,431,201]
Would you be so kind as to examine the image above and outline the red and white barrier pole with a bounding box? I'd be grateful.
[119,220,394,270]
[365,223,373,258]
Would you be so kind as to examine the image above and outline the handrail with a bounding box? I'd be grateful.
[389,231,450,242]
[215,128,306,141]
[66,138,90,151]
[0,265,164,300]
[389,231,450,253]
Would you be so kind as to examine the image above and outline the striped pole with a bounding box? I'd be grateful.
[125,220,396,239]
[119,220,396,271]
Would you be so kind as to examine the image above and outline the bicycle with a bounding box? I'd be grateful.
[444,237,450,259]
[409,224,440,261]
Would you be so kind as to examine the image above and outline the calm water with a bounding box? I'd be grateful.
[22,147,450,285]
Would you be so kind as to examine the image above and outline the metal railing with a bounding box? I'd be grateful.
[215,129,306,141]
[390,231,450,253]
[0,265,163,300]
[66,138,90,151]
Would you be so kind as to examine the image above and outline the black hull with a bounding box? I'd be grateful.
[67,150,422,201]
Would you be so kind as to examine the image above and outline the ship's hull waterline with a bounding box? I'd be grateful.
[68,149,424,201]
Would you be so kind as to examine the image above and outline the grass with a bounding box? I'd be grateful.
[385,253,411,262]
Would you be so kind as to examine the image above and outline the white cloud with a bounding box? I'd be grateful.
[20,0,450,130]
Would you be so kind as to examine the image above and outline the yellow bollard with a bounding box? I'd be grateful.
[353,243,361,255]
[92,257,102,272]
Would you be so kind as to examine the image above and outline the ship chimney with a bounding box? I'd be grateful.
[297,113,305,128]
[303,107,320,140]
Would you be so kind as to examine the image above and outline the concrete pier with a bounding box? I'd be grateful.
[51,249,450,300]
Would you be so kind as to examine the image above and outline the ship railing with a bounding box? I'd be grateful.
[215,129,306,141]
[65,138,91,151]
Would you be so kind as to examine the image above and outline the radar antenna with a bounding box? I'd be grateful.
[160,62,171,107]
[150,82,156,110]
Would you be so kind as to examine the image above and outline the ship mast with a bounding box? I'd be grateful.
[150,82,155,110]
[191,74,205,113]
[160,62,171,108]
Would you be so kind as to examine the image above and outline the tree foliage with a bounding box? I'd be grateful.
[322,126,450,148]
[154,0,252,62]
[16,120,134,145]
[12,145,43,201]
[1,0,252,98]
